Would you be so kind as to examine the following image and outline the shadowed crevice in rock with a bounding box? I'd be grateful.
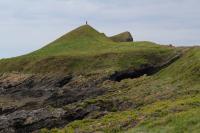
[109,67,155,82]
[54,76,72,88]
[109,54,181,82]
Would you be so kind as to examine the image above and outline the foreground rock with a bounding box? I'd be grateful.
[0,73,108,133]
[0,108,66,133]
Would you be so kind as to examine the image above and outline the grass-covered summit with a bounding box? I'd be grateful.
[0,25,179,74]
[30,24,114,57]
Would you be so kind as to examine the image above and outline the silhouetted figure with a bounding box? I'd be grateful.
[86,21,88,25]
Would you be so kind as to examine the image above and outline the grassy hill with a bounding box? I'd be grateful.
[0,25,199,133]
[0,25,179,75]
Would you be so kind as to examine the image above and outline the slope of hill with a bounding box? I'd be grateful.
[0,25,199,133]
[124,47,200,133]
[44,47,199,133]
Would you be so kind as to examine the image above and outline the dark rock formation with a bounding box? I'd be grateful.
[109,66,154,82]
[0,73,108,133]
[110,32,133,42]
[0,108,66,133]
[109,53,181,82]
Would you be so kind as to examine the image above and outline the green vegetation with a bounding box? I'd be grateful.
[63,111,136,133]
[123,47,200,133]
[41,111,137,133]
[126,97,200,133]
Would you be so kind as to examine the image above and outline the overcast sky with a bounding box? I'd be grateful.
[0,0,200,58]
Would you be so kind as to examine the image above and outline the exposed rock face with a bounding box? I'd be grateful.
[109,53,181,82]
[110,32,133,42]
[0,108,66,133]
[0,73,108,133]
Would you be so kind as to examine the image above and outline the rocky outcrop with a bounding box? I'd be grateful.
[0,73,109,133]
[110,32,133,42]
[0,108,66,133]
[109,53,181,82]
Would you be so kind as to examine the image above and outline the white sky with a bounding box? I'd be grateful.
[0,0,200,58]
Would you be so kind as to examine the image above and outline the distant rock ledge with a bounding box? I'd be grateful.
[110,31,133,42]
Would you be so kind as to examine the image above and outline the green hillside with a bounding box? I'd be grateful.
[44,47,200,133]
[0,25,179,75]
[124,47,200,133]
